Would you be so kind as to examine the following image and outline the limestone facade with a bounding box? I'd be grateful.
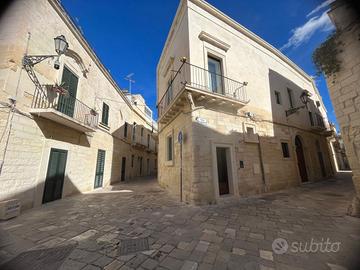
[156,0,334,204]
[0,0,157,210]
[326,0,360,216]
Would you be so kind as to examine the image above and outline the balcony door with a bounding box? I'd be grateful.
[208,56,223,94]
[58,66,78,118]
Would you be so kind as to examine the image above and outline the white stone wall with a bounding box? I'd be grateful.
[0,0,157,210]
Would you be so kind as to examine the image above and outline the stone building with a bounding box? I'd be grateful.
[326,0,360,216]
[329,132,351,171]
[0,0,157,210]
[156,0,334,204]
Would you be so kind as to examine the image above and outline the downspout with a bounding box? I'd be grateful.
[258,136,268,192]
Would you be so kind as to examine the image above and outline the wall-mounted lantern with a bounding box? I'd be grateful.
[285,90,312,117]
[22,35,69,98]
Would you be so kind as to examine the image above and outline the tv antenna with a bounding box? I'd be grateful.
[125,73,135,95]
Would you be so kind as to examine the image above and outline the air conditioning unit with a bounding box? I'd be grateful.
[0,199,21,220]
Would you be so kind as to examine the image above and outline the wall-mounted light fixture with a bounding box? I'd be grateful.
[285,90,312,117]
[22,35,69,97]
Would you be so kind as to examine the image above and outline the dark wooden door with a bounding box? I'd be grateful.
[121,157,126,182]
[58,66,78,117]
[216,147,229,195]
[94,149,105,188]
[318,152,326,177]
[295,136,308,182]
[43,148,67,204]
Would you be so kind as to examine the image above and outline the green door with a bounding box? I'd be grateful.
[58,66,78,117]
[94,149,106,188]
[42,148,68,204]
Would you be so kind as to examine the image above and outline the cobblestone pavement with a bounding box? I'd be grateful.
[1,172,360,270]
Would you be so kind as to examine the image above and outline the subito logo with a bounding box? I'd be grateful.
[272,238,289,254]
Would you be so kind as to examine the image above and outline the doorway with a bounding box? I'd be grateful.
[316,140,326,177]
[42,148,68,204]
[295,136,308,182]
[121,157,126,182]
[216,147,230,195]
[94,149,106,188]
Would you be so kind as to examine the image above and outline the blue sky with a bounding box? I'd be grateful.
[61,0,336,126]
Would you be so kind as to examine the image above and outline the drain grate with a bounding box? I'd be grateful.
[0,244,76,270]
[118,237,149,255]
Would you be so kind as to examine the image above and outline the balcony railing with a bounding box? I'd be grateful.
[158,61,248,117]
[31,87,98,129]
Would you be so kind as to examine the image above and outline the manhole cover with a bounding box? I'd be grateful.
[0,244,76,270]
[119,238,149,255]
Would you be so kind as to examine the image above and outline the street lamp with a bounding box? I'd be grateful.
[285,89,312,117]
[300,90,311,105]
[54,35,69,55]
[22,35,69,98]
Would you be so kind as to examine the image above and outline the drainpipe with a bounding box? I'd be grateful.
[258,136,267,192]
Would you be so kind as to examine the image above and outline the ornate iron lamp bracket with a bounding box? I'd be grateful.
[22,55,57,98]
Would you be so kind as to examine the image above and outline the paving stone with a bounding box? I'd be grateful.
[104,259,124,270]
[232,247,246,256]
[198,263,213,270]
[125,254,148,268]
[92,255,114,267]
[159,244,175,253]
[169,248,191,260]
[141,258,159,270]
[249,233,264,240]
[69,249,102,264]
[224,228,236,239]
[259,250,273,261]
[177,242,189,250]
[160,256,184,270]
[195,241,209,252]
[59,259,87,270]
[259,265,275,270]
[180,260,198,270]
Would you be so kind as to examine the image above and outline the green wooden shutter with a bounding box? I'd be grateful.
[58,67,78,117]
[101,103,109,125]
[94,149,106,188]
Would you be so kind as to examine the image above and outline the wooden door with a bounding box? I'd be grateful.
[295,136,308,182]
[43,148,67,204]
[216,147,230,195]
[121,157,126,182]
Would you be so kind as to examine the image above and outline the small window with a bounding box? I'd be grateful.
[132,122,136,141]
[316,101,321,107]
[124,122,128,138]
[275,91,282,105]
[131,155,134,167]
[166,135,173,161]
[101,103,109,126]
[147,134,150,148]
[308,111,314,126]
[246,127,254,135]
[281,142,290,158]
[287,88,294,108]
[141,127,144,137]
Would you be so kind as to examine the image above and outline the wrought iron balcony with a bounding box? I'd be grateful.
[158,61,248,119]
[30,87,98,133]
